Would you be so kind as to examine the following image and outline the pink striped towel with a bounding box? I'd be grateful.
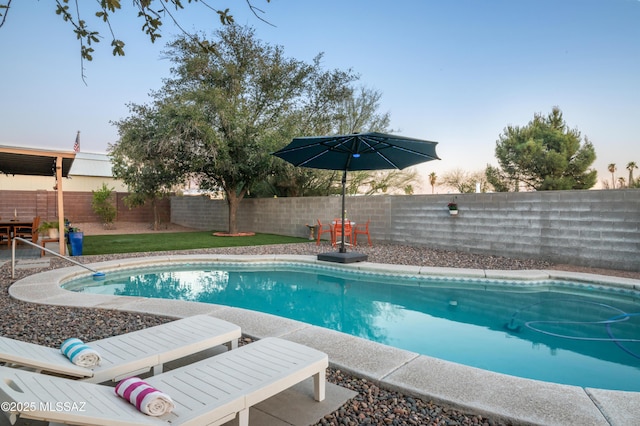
[115,377,175,416]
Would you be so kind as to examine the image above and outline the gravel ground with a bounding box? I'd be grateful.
[2,222,639,425]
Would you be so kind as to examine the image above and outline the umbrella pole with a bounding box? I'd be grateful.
[340,170,347,253]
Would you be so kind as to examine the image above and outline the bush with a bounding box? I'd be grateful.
[92,183,117,228]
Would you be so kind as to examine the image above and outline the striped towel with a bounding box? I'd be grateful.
[115,377,175,416]
[60,338,102,367]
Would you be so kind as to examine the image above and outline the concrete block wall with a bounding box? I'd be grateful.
[61,192,170,223]
[0,190,170,224]
[171,190,640,272]
[171,194,394,242]
[170,195,228,231]
[1,190,56,221]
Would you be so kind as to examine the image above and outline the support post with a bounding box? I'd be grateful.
[56,156,66,256]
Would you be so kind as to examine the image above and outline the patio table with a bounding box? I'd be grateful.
[0,218,35,246]
[331,220,355,247]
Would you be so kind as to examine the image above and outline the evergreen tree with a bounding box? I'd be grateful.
[490,107,597,191]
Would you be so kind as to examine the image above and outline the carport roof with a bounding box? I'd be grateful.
[0,146,75,177]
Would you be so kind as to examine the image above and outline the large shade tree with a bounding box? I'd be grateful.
[487,107,597,191]
[333,86,417,196]
[110,100,212,230]
[159,25,357,234]
[251,65,365,198]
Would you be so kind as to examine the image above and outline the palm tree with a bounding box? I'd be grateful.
[627,161,638,187]
[608,163,617,189]
[403,184,414,195]
[618,177,626,188]
[428,172,437,194]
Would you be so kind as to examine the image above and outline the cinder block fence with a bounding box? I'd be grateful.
[171,190,640,272]
[0,190,170,224]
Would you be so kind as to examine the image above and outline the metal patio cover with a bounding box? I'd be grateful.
[0,146,76,255]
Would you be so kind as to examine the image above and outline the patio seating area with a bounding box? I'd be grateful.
[0,305,355,426]
[0,337,335,426]
[0,315,241,383]
[315,218,372,247]
[0,218,39,248]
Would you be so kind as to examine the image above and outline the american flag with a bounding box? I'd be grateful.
[73,131,80,152]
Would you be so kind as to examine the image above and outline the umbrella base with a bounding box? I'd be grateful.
[317,251,368,264]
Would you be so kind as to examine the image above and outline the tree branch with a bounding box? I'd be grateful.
[0,0,11,28]
[1,1,273,82]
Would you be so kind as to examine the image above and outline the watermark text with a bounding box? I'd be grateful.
[1,401,86,413]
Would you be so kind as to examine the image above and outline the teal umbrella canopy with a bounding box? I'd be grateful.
[272,132,440,172]
[272,133,440,260]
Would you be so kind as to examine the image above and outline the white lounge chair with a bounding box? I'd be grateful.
[0,337,328,426]
[0,315,241,383]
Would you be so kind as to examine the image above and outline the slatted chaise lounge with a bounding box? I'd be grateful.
[0,337,328,426]
[0,315,241,383]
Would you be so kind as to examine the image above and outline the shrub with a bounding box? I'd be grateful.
[92,183,117,228]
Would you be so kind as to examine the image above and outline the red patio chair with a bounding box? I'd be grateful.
[332,219,353,247]
[316,219,334,246]
[354,219,372,247]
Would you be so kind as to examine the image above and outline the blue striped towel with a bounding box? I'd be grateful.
[60,338,102,367]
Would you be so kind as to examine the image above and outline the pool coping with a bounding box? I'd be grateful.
[9,254,640,426]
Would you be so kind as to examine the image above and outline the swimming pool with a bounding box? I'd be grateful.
[63,262,640,391]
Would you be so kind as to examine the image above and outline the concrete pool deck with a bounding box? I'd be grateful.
[8,254,640,426]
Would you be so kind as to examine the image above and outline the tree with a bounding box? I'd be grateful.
[334,86,392,134]
[110,100,211,230]
[442,169,490,193]
[322,87,422,196]
[485,164,512,192]
[608,163,617,189]
[403,184,414,195]
[160,26,357,234]
[428,172,437,194]
[91,183,117,229]
[0,1,269,82]
[0,0,268,60]
[254,76,365,198]
[253,167,340,198]
[627,161,637,186]
[491,107,597,191]
[346,169,419,195]
[256,85,421,198]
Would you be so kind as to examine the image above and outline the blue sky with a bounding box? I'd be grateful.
[1,0,639,191]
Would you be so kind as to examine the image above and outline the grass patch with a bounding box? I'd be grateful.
[82,231,310,255]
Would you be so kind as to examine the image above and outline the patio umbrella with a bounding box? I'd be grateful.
[272,132,440,262]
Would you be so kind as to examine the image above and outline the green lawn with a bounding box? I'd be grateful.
[81,231,310,255]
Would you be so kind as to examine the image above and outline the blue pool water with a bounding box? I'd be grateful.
[63,263,640,391]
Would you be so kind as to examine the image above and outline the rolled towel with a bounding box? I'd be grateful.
[115,377,175,416]
[60,338,102,367]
